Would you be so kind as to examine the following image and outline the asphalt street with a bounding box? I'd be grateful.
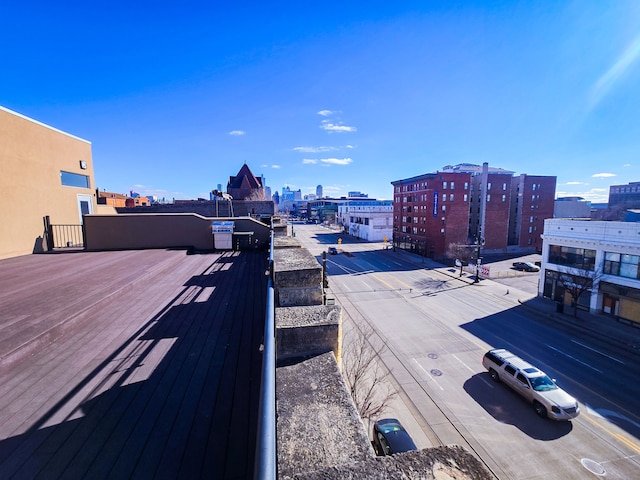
[292,223,640,480]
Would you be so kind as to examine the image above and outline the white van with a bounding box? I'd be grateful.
[482,349,580,421]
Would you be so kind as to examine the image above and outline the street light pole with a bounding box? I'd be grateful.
[474,228,483,283]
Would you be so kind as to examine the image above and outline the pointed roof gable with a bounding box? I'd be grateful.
[227,163,263,190]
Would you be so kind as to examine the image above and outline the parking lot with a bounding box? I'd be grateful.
[480,253,543,296]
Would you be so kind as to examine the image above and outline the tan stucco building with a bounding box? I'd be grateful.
[0,106,96,259]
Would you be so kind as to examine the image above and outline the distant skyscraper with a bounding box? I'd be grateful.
[316,185,323,198]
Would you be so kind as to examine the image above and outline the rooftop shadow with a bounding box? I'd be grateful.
[0,251,268,479]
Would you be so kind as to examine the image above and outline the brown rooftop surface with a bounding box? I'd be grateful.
[0,249,268,479]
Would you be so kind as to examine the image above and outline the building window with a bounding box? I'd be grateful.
[442,205,446,212]
[604,252,640,279]
[365,218,369,225]
[464,182,469,190]
[464,194,468,202]
[530,216,534,223]
[60,171,90,188]
[449,194,454,201]
[451,182,455,189]
[487,182,492,190]
[487,194,491,202]
[502,194,506,202]
[549,245,596,270]
[503,183,507,190]
[443,181,448,189]
[442,194,447,202]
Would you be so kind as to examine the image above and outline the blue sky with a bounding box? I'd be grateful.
[2,1,640,202]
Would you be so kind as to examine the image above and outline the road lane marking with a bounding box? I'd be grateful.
[374,273,414,291]
[570,339,625,364]
[582,408,640,455]
[451,353,476,374]
[546,344,602,373]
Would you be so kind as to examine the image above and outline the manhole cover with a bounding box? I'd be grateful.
[580,458,606,476]
[430,369,443,376]
[428,353,439,359]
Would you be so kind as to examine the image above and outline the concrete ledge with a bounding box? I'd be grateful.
[274,236,303,249]
[276,353,492,480]
[277,353,373,478]
[276,305,342,365]
[273,248,323,306]
[287,445,493,480]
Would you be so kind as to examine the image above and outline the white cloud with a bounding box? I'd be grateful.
[302,159,318,164]
[228,130,246,136]
[346,145,355,149]
[320,157,353,166]
[317,110,337,116]
[592,172,616,178]
[293,146,337,153]
[320,121,357,133]
[566,181,587,185]
[271,164,281,169]
[624,163,632,167]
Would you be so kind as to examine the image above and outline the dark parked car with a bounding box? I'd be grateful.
[372,418,417,456]
[512,261,540,272]
[328,247,338,255]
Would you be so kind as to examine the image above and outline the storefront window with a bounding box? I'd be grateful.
[548,245,596,270]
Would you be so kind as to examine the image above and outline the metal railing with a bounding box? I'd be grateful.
[44,215,85,249]
[254,229,276,479]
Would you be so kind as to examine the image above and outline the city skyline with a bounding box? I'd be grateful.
[2,2,640,203]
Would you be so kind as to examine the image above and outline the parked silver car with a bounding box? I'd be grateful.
[482,349,579,421]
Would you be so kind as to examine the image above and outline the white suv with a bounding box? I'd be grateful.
[482,349,580,421]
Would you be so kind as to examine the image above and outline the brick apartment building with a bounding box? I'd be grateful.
[391,163,556,259]
[510,174,556,252]
[391,171,472,258]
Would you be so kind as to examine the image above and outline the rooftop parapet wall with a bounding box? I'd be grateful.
[273,248,323,306]
[276,305,342,366]
[116,199,275,217]
[84,214,271,251]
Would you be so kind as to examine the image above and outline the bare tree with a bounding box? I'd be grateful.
[555,267,602,318]
[342,321,397,423]
[446,242,475,277]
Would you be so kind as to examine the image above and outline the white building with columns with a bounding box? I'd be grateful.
[540,218,640,324]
